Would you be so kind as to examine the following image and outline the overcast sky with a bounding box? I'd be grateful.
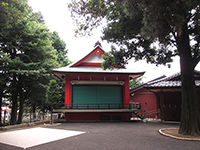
[28,0,199,82]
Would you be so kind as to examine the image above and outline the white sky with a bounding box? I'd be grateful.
[28,0,200,82]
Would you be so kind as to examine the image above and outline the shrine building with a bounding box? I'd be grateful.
[51,42,145,121]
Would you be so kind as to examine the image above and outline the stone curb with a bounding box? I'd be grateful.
[159,128,200,141]
[43,123,62,127]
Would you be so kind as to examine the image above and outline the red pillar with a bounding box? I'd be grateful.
[123,76,130,108]
[65,74,72,107]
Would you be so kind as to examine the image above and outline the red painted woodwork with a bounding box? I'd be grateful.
[64,74,130,105]
[130,88,158,118]
[64,74,129,82]
[131,88,200,121]
[64,73,132,121]
[156,91,181,121]
[123,76,130,108]
[78,62,102,66]
[65,74,72,107]
[59,45,144,121]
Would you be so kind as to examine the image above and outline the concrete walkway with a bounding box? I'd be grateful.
[0,121,199,150]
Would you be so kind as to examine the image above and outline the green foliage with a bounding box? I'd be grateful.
[45,31,71,110]
[0,0,27,27]
[69,0,200,135]
[68,0,111,36]
[101,46,126,69]
[0,0,70,123]
[46,79,65,108]
[129,77,143,89]
[69,0,199,67]
[51,31,70,67]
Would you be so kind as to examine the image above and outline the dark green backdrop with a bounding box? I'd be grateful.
[72,85,123,108]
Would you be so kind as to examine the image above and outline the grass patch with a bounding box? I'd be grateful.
[161,128,200,140]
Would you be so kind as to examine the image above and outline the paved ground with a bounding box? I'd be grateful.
[0,127,85,149]
[0,121,199,150]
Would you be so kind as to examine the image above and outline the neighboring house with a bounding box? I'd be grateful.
[130,71,200,121]
[51,42,144,121]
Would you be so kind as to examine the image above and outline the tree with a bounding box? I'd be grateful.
[69,0,200,135]
[16,21,58,124]
[46,79,64,109]
[0,0,58,124]
[0,0,71,125]
[129,77,143,89]
[51,31,70,67]
[45,31,70,111]
[0,0,30,124]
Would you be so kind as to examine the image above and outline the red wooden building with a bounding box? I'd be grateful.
[52,42,144,121]
[130,71,200,121]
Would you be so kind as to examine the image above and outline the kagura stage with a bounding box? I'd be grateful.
[52,42,144,121]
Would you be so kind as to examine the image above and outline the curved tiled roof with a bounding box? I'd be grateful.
[145,70,200,88]
[148,81,181,87]
[51,44,145,81]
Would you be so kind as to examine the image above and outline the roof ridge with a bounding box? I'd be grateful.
[145,70,200,88]
[130,75,166,92]
[145,72,181,88]
[163,72,181,81]
[163,70,200,81]
[146,75,167,84]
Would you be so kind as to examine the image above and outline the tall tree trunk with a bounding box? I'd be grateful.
[0,88,3,127]
[179,61,200,135]
[32,105,36,120]
[11,73,18,125]
[17,97,24,124]
[178,25,200,136]
[17,85,24,124]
